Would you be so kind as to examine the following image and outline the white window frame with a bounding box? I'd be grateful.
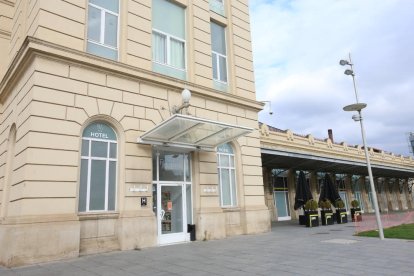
[80,136,118,212]
[212,51,228,83]
[152,28,187,71]
[217,148,237,207]
[211,23,228,84]
[87,2,120,58]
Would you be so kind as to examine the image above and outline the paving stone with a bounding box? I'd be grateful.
[3,218,414,275]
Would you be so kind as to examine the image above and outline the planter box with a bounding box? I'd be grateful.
[305,211,319,227]
[299,215,306,225]
[321,210,334,226]
[351,208,362,222]
[336,209,348,224]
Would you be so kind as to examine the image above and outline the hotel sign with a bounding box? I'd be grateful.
[82,122,117,141]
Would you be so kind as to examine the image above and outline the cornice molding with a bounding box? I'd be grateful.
[0,36,264,112]
[260,125,414,171]
[0,0,14,7]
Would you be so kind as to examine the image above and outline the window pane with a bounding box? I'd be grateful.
[230,155,234,167]
[78,159,88,212]
[81,140,89,156]
[109,143,117,158]
[217,143,233,154]
[88,6,101,42]
[212,53,218,80]
[91,141,108,157]
[275,191,288,217]
[185,154,191,182]
[153,151,158,181]
[152,184,157,214]
[104,12,118,47]
[170,38,185,69]
[211,22,226,54]
[219,55,227,82]
[159,152,184,181]
[153,0,185,39]
[152,32,166,64]
[230,169,237,206]
[90,0,119,13]
[220,154,229,167]
[220,168,231,206]
[210,0,225,16]
[186,184,192,224]
[108,161,116,210]
[90,160,106,211]
[87,41,118,60]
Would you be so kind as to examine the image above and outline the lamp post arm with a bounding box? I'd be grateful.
[358,110,385,240]
[348,53,360,103]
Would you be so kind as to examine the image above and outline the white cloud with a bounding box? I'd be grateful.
[250,0,414,156]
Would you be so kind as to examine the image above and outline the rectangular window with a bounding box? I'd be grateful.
[87,0,119,60]
[152,0,186,79]
[211,22,227,84]
[217,144,237,207]
[210,0,225,16]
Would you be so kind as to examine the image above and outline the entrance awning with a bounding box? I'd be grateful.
[138,114,253,151]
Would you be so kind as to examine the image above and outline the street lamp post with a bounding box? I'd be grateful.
[340,53,384,240]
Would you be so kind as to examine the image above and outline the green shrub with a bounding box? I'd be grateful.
[319,199,332,210]
[351,199,360,208]
[335,199,345,209]
[305,199,318,211]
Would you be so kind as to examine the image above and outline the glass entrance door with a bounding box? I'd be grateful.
[158,184,189,244]
[153,150,192,245]
[274,191,290,220]
[273,170,290,221]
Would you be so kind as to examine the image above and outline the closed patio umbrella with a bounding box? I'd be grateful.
[294,171,313,210]
[319,173,341,204]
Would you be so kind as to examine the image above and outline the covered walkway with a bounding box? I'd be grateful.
[259,123,414,222]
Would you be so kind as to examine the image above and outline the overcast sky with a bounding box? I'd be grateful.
[249,0,414,156]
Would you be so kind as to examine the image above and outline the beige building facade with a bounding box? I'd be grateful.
[2,0,414,269]
[0,0,270,267]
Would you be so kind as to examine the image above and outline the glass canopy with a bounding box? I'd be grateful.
[138,114,253,151]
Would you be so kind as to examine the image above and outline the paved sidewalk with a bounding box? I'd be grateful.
[1,218,413,276]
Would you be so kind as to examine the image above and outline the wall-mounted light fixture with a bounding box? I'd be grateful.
[172,88,191,114]
[260,100,273,115]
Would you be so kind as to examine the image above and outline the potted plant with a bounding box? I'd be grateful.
[304,199,319,227]
[319,199,334,225]
[335,199,348,224]
[350,199,362,222]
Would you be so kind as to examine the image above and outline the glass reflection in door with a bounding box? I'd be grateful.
[272,169,290,220]
[161,185,183,234]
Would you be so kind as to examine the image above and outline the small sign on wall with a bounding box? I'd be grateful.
[141,197,147,207]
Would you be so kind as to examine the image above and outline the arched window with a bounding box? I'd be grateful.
[78,122,117,212]
[217,143,237,207]
[0,124,16,218]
